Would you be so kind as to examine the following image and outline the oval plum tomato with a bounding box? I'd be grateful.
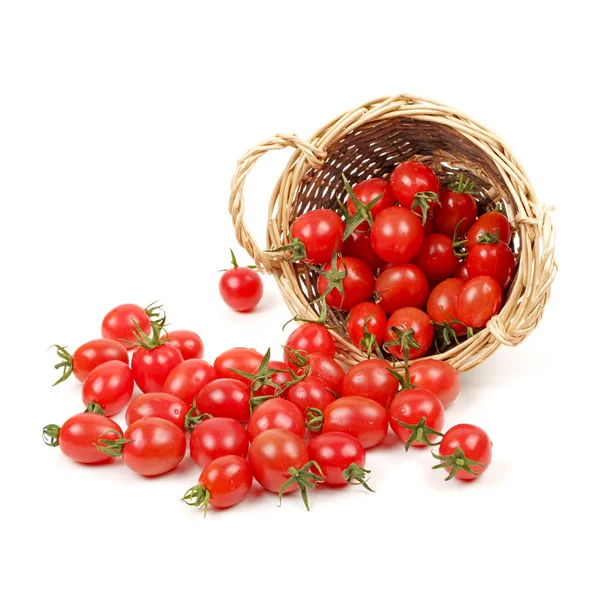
[388,389,444,450]
[252,360,294,398]
[316,256,374,311]
[248,398,305,441]
[456,276,502,328]
[160,330,204,360]
[321,396,388,449]
[162,359,217,407]
[286,376,336,414]
[385,307,434,360]
[434,424,492,481]
[466,236,515,289]
[43,407,123,464]
[454,260,469,280]
[287,353,345,396]
[308,432,373,490]
[374,264,428,314]
[81,360,134,416]
[214,347,264,384]
[284,323,335,365]
[97,417,186,476]
[408,359,460,407]
[51,339,129,386]
[125,392,189,430]
[182,455,253,513]
[415,234,459,282]
[427,278,467,335]
[219,250,263,312]
[434,186,478,238]
[347,302,387,353]
[341,359,398,409]
[288,209,345,264]
[371,206,424,264]
[101,302,160,349]
[189,417,249,468]
[466,211,511,250]
[195,378,251,423]
[390,161,440,220]
[342,230,383,272]
[346,178,395,233]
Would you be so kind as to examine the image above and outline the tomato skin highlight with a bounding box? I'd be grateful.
[466,212,511,250]
[162,359,217,407]
[308,432,366,486]
[81,361,134,416]
[437,424,492,480]
[198,455,253,509]
[390,161,441,209]
[434,189,478,238]
[342,230,383,271]
[71,339,129,382]
[371,206,425,264]
[408,359,460,407]
[101,303,151,349]
[415,234,459,282]
[214,347,264,384]
[286,376,336,413]
[388,389,445,447]
[160,330,204,360]
[190,418,249,468]
[346,178,396,232]
[347,302,387,350]
[248,398,305,440]
[385,308,434,360]
[456,276,502,328]
[131,342,183,394]
[285,324,335,364]
[341,359,398,409]
[219,265,263,312]
[427,278,467,335]
[195,378,251,423]
[317,257,375,311]
[322,396,388,449]
[466,240,515,289]
[290,209,345,264]
[126,392,189,430]
[374,264,428,314]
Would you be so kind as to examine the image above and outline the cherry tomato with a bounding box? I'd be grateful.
[51,339,129,386]
[288,353,345,396]
[466,212,511,250]
[347,302,387,351]
[101,303,156,349]
[388,389,444,449]
[289,209,345,264]
[434,188,478,238]
[408,359,460,407]
[284,323,335,365]
[189,417,249,468]
[342,230,383,271]
[183,455,253,512]
[81,360,134,416]
[427,278,467,335]
[341,359,398,409]
[308,432,371,489]
[371,206,424,263]
[415,234,459,282]
[316,256,375,311]
[385,308,434,360]
[456,276,502,328]
[466,238,515,289]
[374,264,428,314]
[126,392,189,430]
[160,330,204,360]
[219,250,263,312]
[252,360,294,398]
[195,378,251,422]
[322,396,388,449]
[248,398,305,440]
[286,376,336,414]
[346,178,396,232]
[43,409,123,464]
[390,161,440,217]
[162,359,217,407]
[454,260,469,280]
[435,424,492,480]
[214,347,264,384]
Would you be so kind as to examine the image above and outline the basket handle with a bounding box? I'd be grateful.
[229,134,326,272]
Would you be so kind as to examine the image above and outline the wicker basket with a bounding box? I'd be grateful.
[228,95,557,372]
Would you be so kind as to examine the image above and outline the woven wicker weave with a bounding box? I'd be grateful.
[229,95,557,371]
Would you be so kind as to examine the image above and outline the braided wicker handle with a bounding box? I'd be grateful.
[228,134,326,272]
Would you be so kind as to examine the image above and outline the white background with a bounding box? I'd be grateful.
[1,2,598,599]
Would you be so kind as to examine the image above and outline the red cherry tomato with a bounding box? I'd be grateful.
[374,264,428,314]
[342,230,383,271]
[456,276,502,328]
[408,359,460,407]
[101,303,153,349]
[219,250,263,312]
[466,239,515,289]
[286,376,336,414]
[126,392,188,430]
[415,234,459,282]
[385,308,434,360]
[454,260,469,280]
[81,360,134,416]
[43,410,123,464]
[288,353,345,396]
[214,347,264,384]
[322,396,388,449]
[289,209,345,264]
[427,278,467,335]
[434,188,478,238]
[390,161,440,213]
[316,256,375,311]
[162,359,217,407]
[341,359,398,409]
[371,206,424,263]
[189,417,249,468]
[248,398,305,440]
[346,178,396,232]
[160,330,204,360]
[284,324,335,365]
[347,302,387,351]
[466,212,511,250]
[388,389,444,449]
[251,360,294,398]
[195,378,251,422]
[435,424,492,480]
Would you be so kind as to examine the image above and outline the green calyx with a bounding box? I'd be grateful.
[432,446,485,481]
[432,311,474,353]
[184,399,213,433]
[339,173,383,240]
[127,318,167,351]
[342,462,375,492]
[394,417,443,452]
[269,238,307,263]
[412,191,439,226]
[304,407,324,432]
[278,461,325,511]
[475,230,500,245]
[358,313,384,360]
[181,484,211,517]
[485,201,507,216]
[144,301,165,325]
[447,173,475,194]
[387,367,415,391]
[95,429,133,458]
[219,248,258,272]
[84,402,105,415]
[452,218,468,258]
[309,244,347,304]
[50,344,73,386]
[383,327,420,383]
[42,424,61,447]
